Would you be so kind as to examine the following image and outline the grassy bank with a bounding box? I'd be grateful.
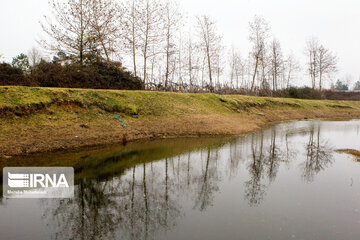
[1,86,360,157]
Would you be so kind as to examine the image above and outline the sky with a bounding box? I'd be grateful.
[1,0,360,87]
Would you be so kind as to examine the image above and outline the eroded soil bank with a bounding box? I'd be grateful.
[1,86,360,157]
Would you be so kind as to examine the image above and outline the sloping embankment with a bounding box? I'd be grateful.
[1,86,360,157]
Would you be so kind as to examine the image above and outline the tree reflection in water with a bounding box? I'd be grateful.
[35,121,338,239]
[244,131,267,207]
[244,127,296,206]
[42,162,182,240]
[301,124,333,183]
[40,144,223,239]
[42,179,122,240]
[194,148,220,211]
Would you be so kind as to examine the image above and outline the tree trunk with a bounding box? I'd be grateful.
[206,47,213,90]
[131,1,137,76]
[165,30,170,88]
[251,57,259,92]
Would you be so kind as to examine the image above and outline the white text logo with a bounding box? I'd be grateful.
[3,167,74,198]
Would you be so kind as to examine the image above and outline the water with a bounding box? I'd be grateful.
[1,120,360,240]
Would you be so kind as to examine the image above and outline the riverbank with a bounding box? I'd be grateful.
[336,149,360,162]
[1,86,360,157]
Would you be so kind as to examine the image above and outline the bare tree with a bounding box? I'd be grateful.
[163,1,181,88]
[284,53,301,89]
[248,16,270,92]
[259,41,270,90]
[269,38,283,91]
[305,37,320,89]
[122,0,141,76]
[149,49,161,87]
[317,45,338,90]
[137,0,164,85]
[176,32,185,89]
[183,28,203,90]
[27,47,43,66]
[305,37,338,90]
[214,47,224,89]
[40,0,93,65]
[89,0,121,63]
[184,31,195,88]
[229,47,237,88]
[229,47,244,89]
[196,15,222,91]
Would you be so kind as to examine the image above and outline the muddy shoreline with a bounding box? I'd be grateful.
[1,109,359,158]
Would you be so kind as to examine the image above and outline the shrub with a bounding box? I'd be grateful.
[286,87,324,99]
[80,62,144,90]
[323,90,360,101]
[27,61,144,90]
[0,63,35,86]
[29,61,68,87]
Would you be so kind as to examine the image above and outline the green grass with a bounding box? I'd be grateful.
[1,86,360,118]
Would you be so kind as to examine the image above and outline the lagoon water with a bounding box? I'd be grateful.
[1,120,360,240]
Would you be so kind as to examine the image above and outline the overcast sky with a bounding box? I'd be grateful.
[1,0,359,86]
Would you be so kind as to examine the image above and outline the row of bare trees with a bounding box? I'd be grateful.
[39,0,338,92]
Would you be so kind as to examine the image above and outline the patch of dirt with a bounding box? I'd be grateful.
[326,104,353,109]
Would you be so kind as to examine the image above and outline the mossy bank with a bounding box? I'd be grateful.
[1,86,360,157]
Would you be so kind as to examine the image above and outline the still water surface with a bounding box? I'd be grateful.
[1,120,360,240]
